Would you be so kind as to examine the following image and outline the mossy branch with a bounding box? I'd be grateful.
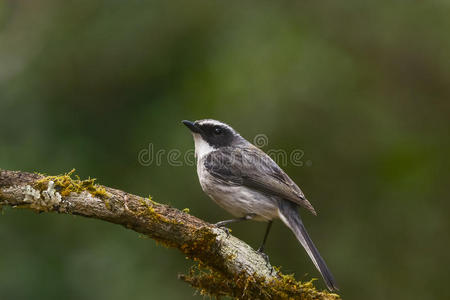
[0,169,340,300]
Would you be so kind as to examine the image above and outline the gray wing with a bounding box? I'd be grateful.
[204,147,317,215]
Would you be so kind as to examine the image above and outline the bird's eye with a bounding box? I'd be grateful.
[214,127,223,134]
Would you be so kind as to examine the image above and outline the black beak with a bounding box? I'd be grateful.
[182,120,201,133]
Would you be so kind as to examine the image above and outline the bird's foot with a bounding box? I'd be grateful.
[215,221,231,237]
[215,220,229,227]
[257,247,270,264]
[257,247,273,273]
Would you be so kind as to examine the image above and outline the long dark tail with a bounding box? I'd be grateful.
[278,201,338,291]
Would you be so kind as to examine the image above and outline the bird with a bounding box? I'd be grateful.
[182,119,338,291]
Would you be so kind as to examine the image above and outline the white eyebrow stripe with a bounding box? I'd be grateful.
[197,119,233,131]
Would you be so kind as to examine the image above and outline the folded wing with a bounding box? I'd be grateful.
[204,147,317,215]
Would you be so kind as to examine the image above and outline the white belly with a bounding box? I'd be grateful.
[197,157,279,221]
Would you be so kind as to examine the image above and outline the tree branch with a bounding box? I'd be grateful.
[0,169,340,300]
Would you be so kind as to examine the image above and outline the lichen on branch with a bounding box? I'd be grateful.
[34,169,107,198]
[0,169,340,300]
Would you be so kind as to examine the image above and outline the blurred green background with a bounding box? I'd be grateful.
[1,1,449,299]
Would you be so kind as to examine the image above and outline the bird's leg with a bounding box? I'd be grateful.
[257,221,273,253]
[215,214,254,237]
[257,221,273,265]
[215,215,252,227]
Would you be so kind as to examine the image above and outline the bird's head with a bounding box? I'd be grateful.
[182,119,246,157]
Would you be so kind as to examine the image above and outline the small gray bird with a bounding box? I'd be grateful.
[182,119,338,291]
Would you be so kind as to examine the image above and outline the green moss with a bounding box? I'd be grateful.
[138,197,180,226]
[34,169,108,199]
[181,265,340,300]
[182,208,190,214]
[104,199,111,210]
[147,195,157,204]
[153,237,180,249]
[180,227,218,260]
[178,226,244,282]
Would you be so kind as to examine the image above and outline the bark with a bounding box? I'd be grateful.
[0,169,340,300]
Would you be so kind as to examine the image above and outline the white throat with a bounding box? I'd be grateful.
[193,133,215,159]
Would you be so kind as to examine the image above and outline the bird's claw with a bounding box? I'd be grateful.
[257,248,269,262]
[257,248,272,272]
[215,222,231,237]
[221,227,231,237]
